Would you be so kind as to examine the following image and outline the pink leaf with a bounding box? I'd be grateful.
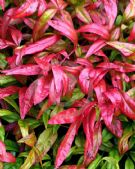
[128,23,135,42]
[77,23,110,40]
[13,0,39,18]
[84,121,102,165]
[0,0,5,10]
[0,141,16,163]
[33,76,51,105]
[48,11,78,46]
[48,108,80,124]
[0,39,15,49]
[105,89,135,120]
[85,40,106,58]
[10,27,22,46]
[55,121,81,168]
[0,86,19,99]
[19,87,27,119]
[103,0,117,29]
[37,0,47,16]
[2,64,42,75]
[15,35,60,65]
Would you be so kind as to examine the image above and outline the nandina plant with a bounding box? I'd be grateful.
[0,0,135,168]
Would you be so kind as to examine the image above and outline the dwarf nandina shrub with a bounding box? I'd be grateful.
[1,0,135,168]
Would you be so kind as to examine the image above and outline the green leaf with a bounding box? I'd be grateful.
[100,157,120,169]
[18,120,29,137]
[125,158,134,169]
[42,110,50,129]
[0,75,16,86]
[4,158,23,169]
[0,109,20,122]
[102,128,113,142]
[24,118,41,129]
[88,154,102,169]
[20,128,57,169]
[5,139,19,152]
[0,53,7,69]
[4,97,20,113]
[0,126,5,141]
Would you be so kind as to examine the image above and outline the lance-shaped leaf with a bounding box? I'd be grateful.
[13,0,39,18]
[85,40,106,58]
[106,41,135,56]
[118,131,133,155]
[128,23,135,42]
[0,86,19,99]
[48,108,80,124]
[55,120,81,168]
[84,121,102,166]
[19,87,27,119]
[51,0,67,10]
[37,0,47,16]
[15,35,60,65]
[124,0,135,20]
[0,0,5,10]
[105,89,135,120]
[0,39,15,49]
[33,8,57,41]
[49,65,69,104]
[10,28,22,46]
[0,140,16,163]
[79,68,91,94]
[2,64,42,75]
[59,165,85,169]
[75,6,91,24]
[33,75,51,105]
[48,11,78,46]
[103,0,117,29]
[77,23,110,40]
[20,76,51,119]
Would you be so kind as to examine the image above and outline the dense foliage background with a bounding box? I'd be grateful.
[0,0,135,168]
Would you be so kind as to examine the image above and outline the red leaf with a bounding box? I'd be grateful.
[1,8,16,39]
[128,23,135,42]
[0,141,16,163]
[55,121,81,168]
[10,27,22,46]
[19,87,27,119]
[0,39,15,49]
[0,86,19,99]
[85,40,106,58]
[105,89,135,120]
[20,76,51,119]
[15,35,60,65]
[37,0,47,16]
[33,76,51,105]
[48,11,78,46]
[0,0,5,10]
[79,68,91,94]
[13,0,39,18]
[48,108,80,124]
[2,64,42,75]
[99,98,123,138]
[84,121,102,166]
[77,23,110,40]
[103,0,117,29]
